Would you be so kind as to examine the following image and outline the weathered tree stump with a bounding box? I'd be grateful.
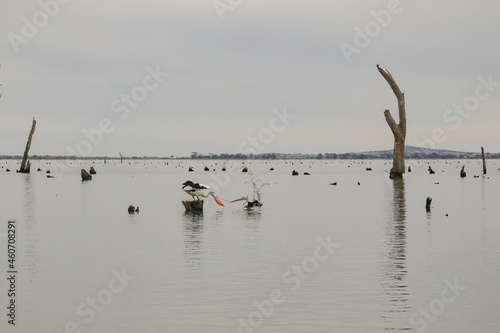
[481,147,487,175]
[81,169,92,181]
[18,117,36,174]
[183,200,204,213]
[428,166,435,174]
[188,167,194,172]
[460,165,466,178]
[426,197,432,211]
[408,166,412,172]
[242,167,248,172]
[204,166,209,171]
[128,205,135,214]
[292,170,298,176]
[377,65,407,179]
[89,166,96,174]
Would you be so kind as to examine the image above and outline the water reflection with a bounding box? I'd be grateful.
[380,178,410,330]
[22,175,38,275]
[21,175,38,316]
[182,213,204,275]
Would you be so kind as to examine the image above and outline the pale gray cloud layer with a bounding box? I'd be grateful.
[1,0,499,156]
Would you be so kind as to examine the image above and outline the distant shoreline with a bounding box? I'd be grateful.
[2,145,499,160]
[1,154,499,160]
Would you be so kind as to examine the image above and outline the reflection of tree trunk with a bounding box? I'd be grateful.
[377,65,406,179]
[19,117,37,173]
[182,213,204,274]
[380,178,410,330]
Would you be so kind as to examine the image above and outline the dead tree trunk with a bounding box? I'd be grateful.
[377,65,406,179]
[81,169,92,181]
[18,117,37,173]
[119,152,123,164]
[425,197,432,212]
[481,147,487,175]
[182,200,204,213]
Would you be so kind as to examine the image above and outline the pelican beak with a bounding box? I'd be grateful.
[230,196,246,203]
[212,195,225,207]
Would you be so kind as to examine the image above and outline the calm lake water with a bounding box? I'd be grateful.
[1,159,499,332]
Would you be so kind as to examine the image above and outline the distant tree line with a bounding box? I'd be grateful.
[1,152,499,161]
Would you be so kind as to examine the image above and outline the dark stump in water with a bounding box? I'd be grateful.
[183,200,204,213]
[90,166,96,175]
[128,205,139,214]
[81,169,92,181]
[460,165,466,178]
[426,197,432,212]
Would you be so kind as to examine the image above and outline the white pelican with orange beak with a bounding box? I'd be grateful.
[182,180,225,206]
[230,195,262,210]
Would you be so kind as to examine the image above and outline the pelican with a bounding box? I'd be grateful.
[182,180,225,206]
[230,195,262,210]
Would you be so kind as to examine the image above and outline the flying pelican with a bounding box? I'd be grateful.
[182,181,225,206]
[230,195,262,210]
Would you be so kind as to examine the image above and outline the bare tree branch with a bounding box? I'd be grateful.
[377,65,407,179]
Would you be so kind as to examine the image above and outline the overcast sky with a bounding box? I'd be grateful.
[1,0,499,157]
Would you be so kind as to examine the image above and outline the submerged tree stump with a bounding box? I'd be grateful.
[89,166,96,174]
[18,117,36,173]
[481,147,487,175]
[377,65,407,179]
[183,200,204,213]
[460,165,466,178]
[81,169,92,181]
[426,197,432,212]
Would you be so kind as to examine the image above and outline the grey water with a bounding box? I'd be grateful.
[0,159,499,332]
